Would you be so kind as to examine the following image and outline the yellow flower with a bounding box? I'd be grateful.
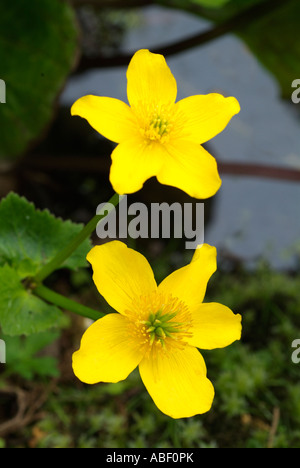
[72,241,242,418]
[71,49,240,199]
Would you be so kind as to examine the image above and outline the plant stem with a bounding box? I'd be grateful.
[34,192,123,283]
[34,284,104,321]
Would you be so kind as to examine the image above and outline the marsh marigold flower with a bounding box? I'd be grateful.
[71,49,240,199]
[72,241,242,418]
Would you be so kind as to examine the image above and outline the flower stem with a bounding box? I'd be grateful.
[34,192,123,283]
[34,284,104,321]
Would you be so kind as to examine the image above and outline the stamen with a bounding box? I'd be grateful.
[125,292,193,358]
[132,102,175,143]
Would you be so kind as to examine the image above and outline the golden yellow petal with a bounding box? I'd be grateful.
[71,95,138,143]
[157,140,222,199]
[175,93,240,144]
[87,241,157,315]
[187,302,242,350]
[127,49,177,109]
[109,137,165,195]
[158,244,217,314]
[139,345,215,418]
[72,314,144,384]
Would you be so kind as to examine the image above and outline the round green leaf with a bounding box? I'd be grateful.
[0,192,92,278]
[0,0,79,160]
[0,265,63,336]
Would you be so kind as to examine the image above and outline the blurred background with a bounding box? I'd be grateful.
[0,0,300,448]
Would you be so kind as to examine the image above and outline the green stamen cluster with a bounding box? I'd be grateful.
[145,310,181,346]
[150,116,169,137]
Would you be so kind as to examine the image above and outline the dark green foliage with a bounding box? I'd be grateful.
[0,193,91,335]
[0,0,78,159]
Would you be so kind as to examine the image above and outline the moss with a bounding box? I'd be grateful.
[1,264,300,448]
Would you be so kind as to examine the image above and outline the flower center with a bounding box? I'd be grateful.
[125,292,192,357]
[146,113,171,142]
[133,103,174,143]
[144,309,183,346]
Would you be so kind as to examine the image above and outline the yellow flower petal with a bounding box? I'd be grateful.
[87,241,157,315]
[187,303,242,350]
[71,95,137,143]
[139,345,214,418]
[157,140,222,199]
[109,138,165,195]
[72,313,144,384]
[175,93,240,144]
[158,244,217,314]
[127,49,177,109]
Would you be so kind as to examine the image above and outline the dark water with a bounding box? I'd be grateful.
[61,5,300,270]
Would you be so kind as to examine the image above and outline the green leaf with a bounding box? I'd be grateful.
[0,192,91,278]
[3,330,61,379]
[0,0,78,160]
[0,192,91,335]
[0,265,63,335]
[236,0,300,98]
